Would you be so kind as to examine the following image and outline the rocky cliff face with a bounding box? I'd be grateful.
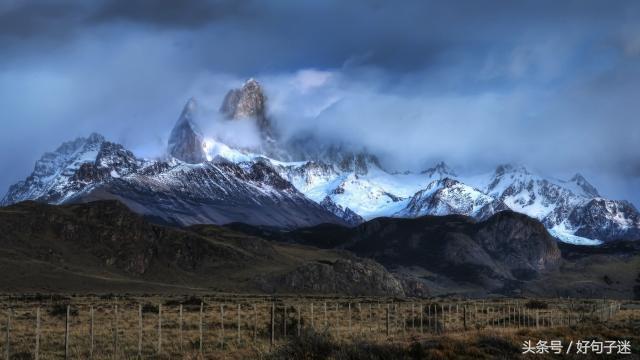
[341,211,561,290]
[220,78,273,139]
[167,98,207,164]
[261,258,405,296]
[568,198,640,240]
[320,196,364,226]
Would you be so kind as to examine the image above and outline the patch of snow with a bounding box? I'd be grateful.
[548,227,603,246]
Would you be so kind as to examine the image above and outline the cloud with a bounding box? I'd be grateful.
[0,0,639,206]
[89,0,250,29]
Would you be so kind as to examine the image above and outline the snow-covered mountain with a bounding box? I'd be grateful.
[167,98,207,164]
[0,96,345,228]
[3,78,639,244]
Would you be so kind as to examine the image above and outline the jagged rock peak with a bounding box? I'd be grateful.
[569,173,600,197]
[320,196,364,226]
[421,161,457,178]
[219,78,273,141]
[168,98,207,164]
[220,78,266,120]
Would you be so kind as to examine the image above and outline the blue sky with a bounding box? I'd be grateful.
[0,0,639,205]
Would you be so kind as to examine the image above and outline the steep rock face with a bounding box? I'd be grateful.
[473,211,562,274]
[342,211,561,289]
[320,196,364,226]
[568,199,640,241]
[167,99,207,164]
[220,78,272,138]
[262,258,405,296]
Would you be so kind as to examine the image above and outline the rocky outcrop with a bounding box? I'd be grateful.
[473,211,562,274]
[568,199,640,241]
[261,258,405,296]
[220,78,272,139]
[328,211,562,290]
[320,196,364,226]
[167,98,207,164]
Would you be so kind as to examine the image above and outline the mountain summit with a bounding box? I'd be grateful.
[167,98,207,164]
[220,78,273,139]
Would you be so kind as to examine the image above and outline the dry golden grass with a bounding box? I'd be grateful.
[0,294,636,359]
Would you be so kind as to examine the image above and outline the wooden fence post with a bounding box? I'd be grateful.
[323,302,327,328]
[90,306,94,359]
[411,303,415,331]
[474,303,478,329]
[283,305,287,337]
[348,303,352,335]
[358,303,363,336]
[199,302,204,354]
[428,304,431,332]
[310,303,314,330]
[402,304,406,336]
[386,304,390,337]
[297,304,301,337]
[463,306,467,331]
[5,309,11,360]
[65,305,70,360]
[35,307,40,360]
[393,303,398,334]
[219,304,224,349]
[253,303,258,341]
[138,304,142,358]
[179,304,183,351]
[335,303,340,338]
[369,303,373,333]
[270,302,275,347]
[420,303,423,334]
[157,304,162,355]
[115,304,119,359]
[377,303,381,332]
[237,303,241,345]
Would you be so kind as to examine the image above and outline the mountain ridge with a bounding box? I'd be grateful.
[2,78,639,243]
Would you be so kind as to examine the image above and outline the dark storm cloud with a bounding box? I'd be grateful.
[0,0,639,205]
[89,0,251,29]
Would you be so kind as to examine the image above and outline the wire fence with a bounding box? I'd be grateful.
[0,296,625,359]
